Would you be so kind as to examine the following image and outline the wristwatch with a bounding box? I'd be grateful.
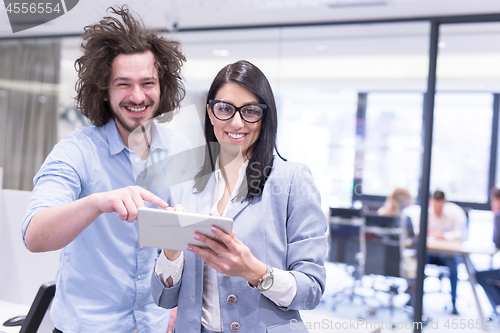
[248,265,274,291]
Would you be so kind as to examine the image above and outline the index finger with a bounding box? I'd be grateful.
[137,186,169,208]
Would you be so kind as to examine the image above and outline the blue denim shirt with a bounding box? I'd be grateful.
[22,119,189,332]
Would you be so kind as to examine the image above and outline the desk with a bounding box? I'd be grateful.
[427,239,499,326]
[0,300,29,333]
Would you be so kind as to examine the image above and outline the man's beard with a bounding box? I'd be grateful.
[111,101,156,133]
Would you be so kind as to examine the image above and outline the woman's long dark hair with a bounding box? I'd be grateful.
[194,60,285,201]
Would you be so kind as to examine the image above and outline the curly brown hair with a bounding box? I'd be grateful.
[75,6,186,126]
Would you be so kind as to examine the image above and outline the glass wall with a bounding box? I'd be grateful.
[431,92,493,203]
[278,23,430,209]
[433,22,500,204]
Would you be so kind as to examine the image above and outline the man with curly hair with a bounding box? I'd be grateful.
[22,6,186,333]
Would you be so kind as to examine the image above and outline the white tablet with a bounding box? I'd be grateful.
[137,207,234,251]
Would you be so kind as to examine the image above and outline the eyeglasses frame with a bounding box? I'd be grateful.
[208,99,267,123]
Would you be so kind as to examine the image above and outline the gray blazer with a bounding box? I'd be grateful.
[152,158,328,332]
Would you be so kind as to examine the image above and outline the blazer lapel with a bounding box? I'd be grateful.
[226,199,251,220]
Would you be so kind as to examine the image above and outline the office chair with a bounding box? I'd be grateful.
[362,214,414,326]
[476,270,500,319]
[328,208,373,311]
[20,281,56,333]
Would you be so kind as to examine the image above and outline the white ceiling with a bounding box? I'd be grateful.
[0,0,499,38]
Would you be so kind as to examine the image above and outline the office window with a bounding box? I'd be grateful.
[0,39,61,190]
[362,92,424,198]
[431,93,493,203]
[278,22,430,208]
[434,22,500,203]
[277,88,358,209]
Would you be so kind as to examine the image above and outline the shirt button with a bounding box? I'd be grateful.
[135,304,138,309]
[140,245,143,249]
[227,295,237,305]
[230,322,240,332]
[135,157,140,162]
[137,275,141,279]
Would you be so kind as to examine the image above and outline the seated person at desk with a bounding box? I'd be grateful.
[377,187,416,242]
[476,187,500,317]
[378,188,413,217]
[426,190,467,315]
[378,188,417,303]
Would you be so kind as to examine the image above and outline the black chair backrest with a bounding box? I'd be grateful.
[364,214,400,227]
[20,281,55,333]
[330,207,362,218]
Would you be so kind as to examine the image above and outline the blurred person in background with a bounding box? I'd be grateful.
[378,188,417,306]
[475,187,500,318]
[425,190,467,315]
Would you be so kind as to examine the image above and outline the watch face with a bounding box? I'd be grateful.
[260,276,274,290]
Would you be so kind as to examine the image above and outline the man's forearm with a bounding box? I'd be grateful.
[24,194,101,252]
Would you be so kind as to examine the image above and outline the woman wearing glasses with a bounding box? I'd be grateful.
[152,60,327,332]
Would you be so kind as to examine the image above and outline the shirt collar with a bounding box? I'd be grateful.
[148,121,169,153]
[104,119,128,156]
[104,119,170,156]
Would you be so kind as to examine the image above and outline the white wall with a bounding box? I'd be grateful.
[0,189,59,306]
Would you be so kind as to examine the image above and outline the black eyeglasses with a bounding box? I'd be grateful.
[209,100,266,123]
